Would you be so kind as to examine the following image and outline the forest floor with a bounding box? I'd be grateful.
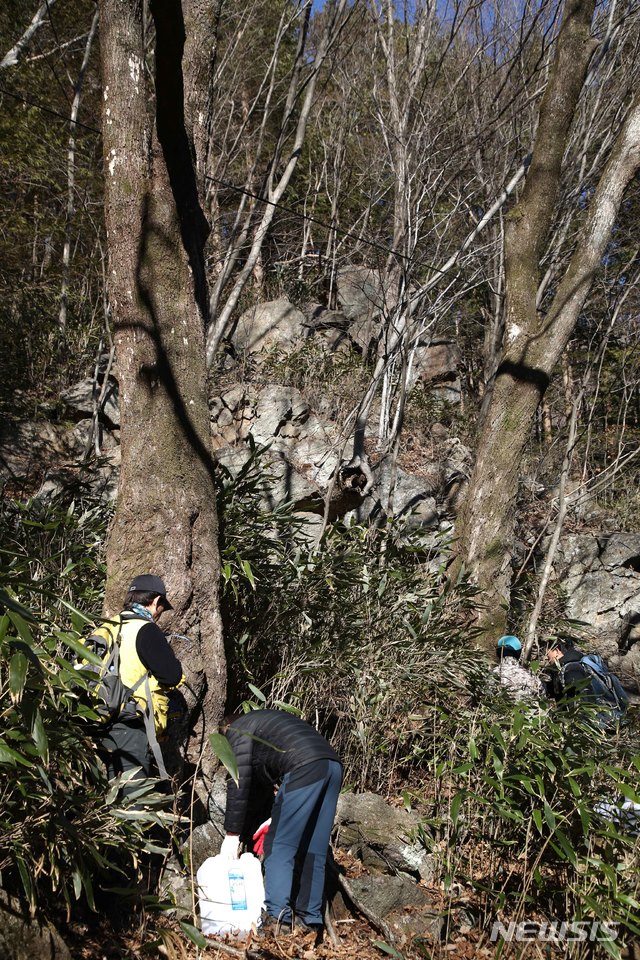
[58,834,591,960]
[67,912,508,960]
[62,860,571,960]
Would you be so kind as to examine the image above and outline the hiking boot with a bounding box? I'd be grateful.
[294,919,324,946]
[256,910,293,938]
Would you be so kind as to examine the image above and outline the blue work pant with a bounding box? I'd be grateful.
[263,758,342,926]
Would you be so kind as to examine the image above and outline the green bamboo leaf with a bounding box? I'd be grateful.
[31,708,48,762]
[179,921,208,949]
[58,598,97,626]
[599,938,622,960]
[452,762,474,774]
[551,828,577,866]
[450,792,463,826]
[616,893,640,908]
[9,651,28,703]
[57,631,101,664]
[271,701,303,717]
[16,855,36,913]
[567,777,581,798]
[543,802,556,831]
[208,733,239,785]
[0,738,33,767]
[82,870,95,911]
[0,589,38,623]
[372,941,405,959]
[7,610,34,644]
[241,559,256,588]
[532,809,543,833]
[247,683,266,702]
[617,782,640,804]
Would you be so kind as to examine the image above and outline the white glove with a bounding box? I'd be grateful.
[220,834,241,860]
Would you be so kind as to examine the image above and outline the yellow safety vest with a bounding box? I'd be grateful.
[118,616,172,734]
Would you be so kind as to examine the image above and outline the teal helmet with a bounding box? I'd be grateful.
[497,635,522,653]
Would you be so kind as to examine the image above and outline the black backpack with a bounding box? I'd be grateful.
[562,653,629,728]
[76,615,145,723]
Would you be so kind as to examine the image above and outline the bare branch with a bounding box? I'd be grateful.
[1,0,59,70]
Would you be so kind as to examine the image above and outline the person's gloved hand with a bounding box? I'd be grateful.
[252,818,272,856]
[220,834,240,860]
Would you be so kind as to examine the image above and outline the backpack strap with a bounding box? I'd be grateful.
[140,674,168,780]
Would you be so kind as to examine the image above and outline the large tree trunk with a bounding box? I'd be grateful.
[99,0,225,746]
[454,0,640,650]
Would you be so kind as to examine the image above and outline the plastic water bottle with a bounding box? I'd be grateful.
[197,853,264,936]
[228,867,248,911]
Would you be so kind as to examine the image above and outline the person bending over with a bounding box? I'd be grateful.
[220,709,342,936]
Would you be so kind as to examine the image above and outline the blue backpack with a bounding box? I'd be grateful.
[563,653,629,728]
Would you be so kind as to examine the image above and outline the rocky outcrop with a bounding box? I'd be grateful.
[550,533,640,691]
[0,893,71,960]
[209,382,459,533]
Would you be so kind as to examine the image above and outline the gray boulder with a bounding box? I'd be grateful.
[408,340,462,402]
[335,792,434,882]
[346,456,439,531]
[337,266,386,322]
[60,376,120,428]
[340,873,443,948]
[233,299,306,354]
[336,266,388,356]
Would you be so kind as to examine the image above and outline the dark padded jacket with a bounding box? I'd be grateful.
[224,710,341,834]
[548,648,590,700]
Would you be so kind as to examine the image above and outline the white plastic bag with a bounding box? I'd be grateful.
[197,852,265,937]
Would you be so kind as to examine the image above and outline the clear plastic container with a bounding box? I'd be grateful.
[197,852,265,937]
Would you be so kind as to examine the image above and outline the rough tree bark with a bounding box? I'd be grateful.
[454,0,640,649]
[99,0,225,751]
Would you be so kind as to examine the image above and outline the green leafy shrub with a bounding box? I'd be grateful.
[0,496,109,621]
[414,696,640,958]
[216,442,482,790]
[0,495,172,919]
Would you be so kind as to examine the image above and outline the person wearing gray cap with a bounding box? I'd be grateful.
[98,574,183,789]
